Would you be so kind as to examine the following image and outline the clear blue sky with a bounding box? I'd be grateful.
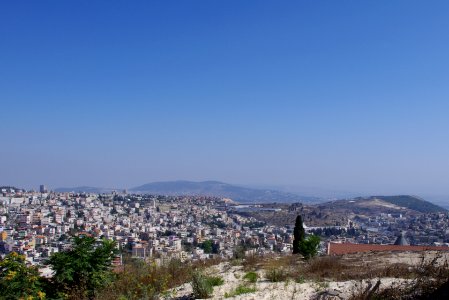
[1,1,449,195]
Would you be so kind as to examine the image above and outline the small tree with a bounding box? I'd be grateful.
[201,240,213,254]
[292,215,305,254]
[298,235,320,259]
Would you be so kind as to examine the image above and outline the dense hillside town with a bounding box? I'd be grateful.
[0,188,296,270]
[1,186,449,274]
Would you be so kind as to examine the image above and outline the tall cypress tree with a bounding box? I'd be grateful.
[292,215,305,254]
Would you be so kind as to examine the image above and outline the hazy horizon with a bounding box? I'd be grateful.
[2,1,449,197]
[4,179,449,202]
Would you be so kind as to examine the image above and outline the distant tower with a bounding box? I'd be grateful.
[153,199,156,210]
[39,185,47,193]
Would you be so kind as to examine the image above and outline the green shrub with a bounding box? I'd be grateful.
[191,271,213,299]
[224,284,256,298]
[265,267,287,282]
[243,271,258,283]
[299,235,320,260]
[206,275,224,287]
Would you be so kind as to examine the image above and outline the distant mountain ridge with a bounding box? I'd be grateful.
[52,183,447,211]
[129,180,319,203]
[54,186,116,194]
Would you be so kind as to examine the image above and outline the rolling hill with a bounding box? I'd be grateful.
[368,195,447,213]
[129,180,318,203]
[321,195,447,214]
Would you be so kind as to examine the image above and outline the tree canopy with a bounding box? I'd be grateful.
[200,240,213,254]
[46,236,118,299]
[0,252,46,300]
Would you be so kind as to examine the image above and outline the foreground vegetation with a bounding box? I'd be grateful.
[0,235,222,300]
[2,235,449,299]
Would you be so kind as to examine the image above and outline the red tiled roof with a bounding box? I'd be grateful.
[328,242,449,255]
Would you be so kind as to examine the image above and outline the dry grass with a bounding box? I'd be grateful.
[96,251,449,299]
[241,251,449,299]
[349,252,449,300]
[241,251,449,283]
[96,257,222,300]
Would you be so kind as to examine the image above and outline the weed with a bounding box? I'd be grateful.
[230,259,243,266]
[295,275,305,284]
[265,267,287,282]
[206,276,224,287]
[314,281,330,292]
[243,271,258,283]
[224,284,256,298]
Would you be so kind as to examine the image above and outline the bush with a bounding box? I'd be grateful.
[299,235,320,259]
[243,271,258,283]
[206,275,224,287]
[191,271,213,299]
[224,284,256,298]
[265,267,287,282]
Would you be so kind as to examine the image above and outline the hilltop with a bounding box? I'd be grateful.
[317,195,446,215]
[366,195,447,213]
[232,195,446,228]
